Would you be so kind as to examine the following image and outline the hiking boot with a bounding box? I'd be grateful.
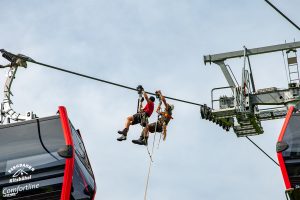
[117,135,127,141]
[118,128,128,135]
[132,136,148,146]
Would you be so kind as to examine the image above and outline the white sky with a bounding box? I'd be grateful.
[0,0,300,199]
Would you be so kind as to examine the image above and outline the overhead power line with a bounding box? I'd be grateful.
[264,0,300,31]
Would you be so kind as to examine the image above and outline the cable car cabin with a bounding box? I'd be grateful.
[0,106,96,200]
[277,106,300,200]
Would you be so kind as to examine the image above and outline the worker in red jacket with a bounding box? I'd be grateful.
[132,90,174,145]
[117,89,155,141]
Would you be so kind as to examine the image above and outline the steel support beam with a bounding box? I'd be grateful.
[204,41,300,64]
[215,61,236,91]
[251,87,300,106]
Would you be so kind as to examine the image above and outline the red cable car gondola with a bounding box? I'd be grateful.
[277,106,300,200]
[0,106,96,199]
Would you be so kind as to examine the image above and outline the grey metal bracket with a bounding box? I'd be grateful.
[214,61,236,91]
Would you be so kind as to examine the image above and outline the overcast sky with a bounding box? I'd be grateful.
[1,0,300,199]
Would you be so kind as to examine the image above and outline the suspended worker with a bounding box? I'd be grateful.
[117,85,155,141]
[132,90,174,146]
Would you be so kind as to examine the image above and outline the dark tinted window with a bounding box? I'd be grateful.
[71,160,95,200]
[0,116,67,199]
[282,113,300,188]
[70,123,95,199]
[0,117,66,174]
[70,124,93,176]
[282,114,300,159]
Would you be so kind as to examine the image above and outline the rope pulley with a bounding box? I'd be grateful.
[0,49,34,68]
[137,85,144,95]
[155,90,163,108]
[200,104,231,132]
[136,85,144,113]
[136,85,149,127]
[155,91,161,100]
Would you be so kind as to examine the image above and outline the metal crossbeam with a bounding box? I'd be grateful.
[204,41,300,64]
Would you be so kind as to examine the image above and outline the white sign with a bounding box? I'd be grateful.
[2,183,40,197]
[7,163,35,183]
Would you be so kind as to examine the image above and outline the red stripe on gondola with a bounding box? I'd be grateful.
[59,106,75,200]
[277,106,294,189]
[278,106,294,142]
[277,153,291,189]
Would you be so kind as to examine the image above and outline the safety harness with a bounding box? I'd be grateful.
[160,112,173,120]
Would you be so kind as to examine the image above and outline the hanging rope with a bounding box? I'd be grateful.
[227,64,240,87]
[145,121,154,162]
[144,154,154,200]
[144,102,161,200]
[157,131,163,150]
[137,88,153,162]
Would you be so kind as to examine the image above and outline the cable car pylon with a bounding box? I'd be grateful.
[202,41,300,199]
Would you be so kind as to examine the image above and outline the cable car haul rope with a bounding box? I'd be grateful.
[0,49,202,107]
